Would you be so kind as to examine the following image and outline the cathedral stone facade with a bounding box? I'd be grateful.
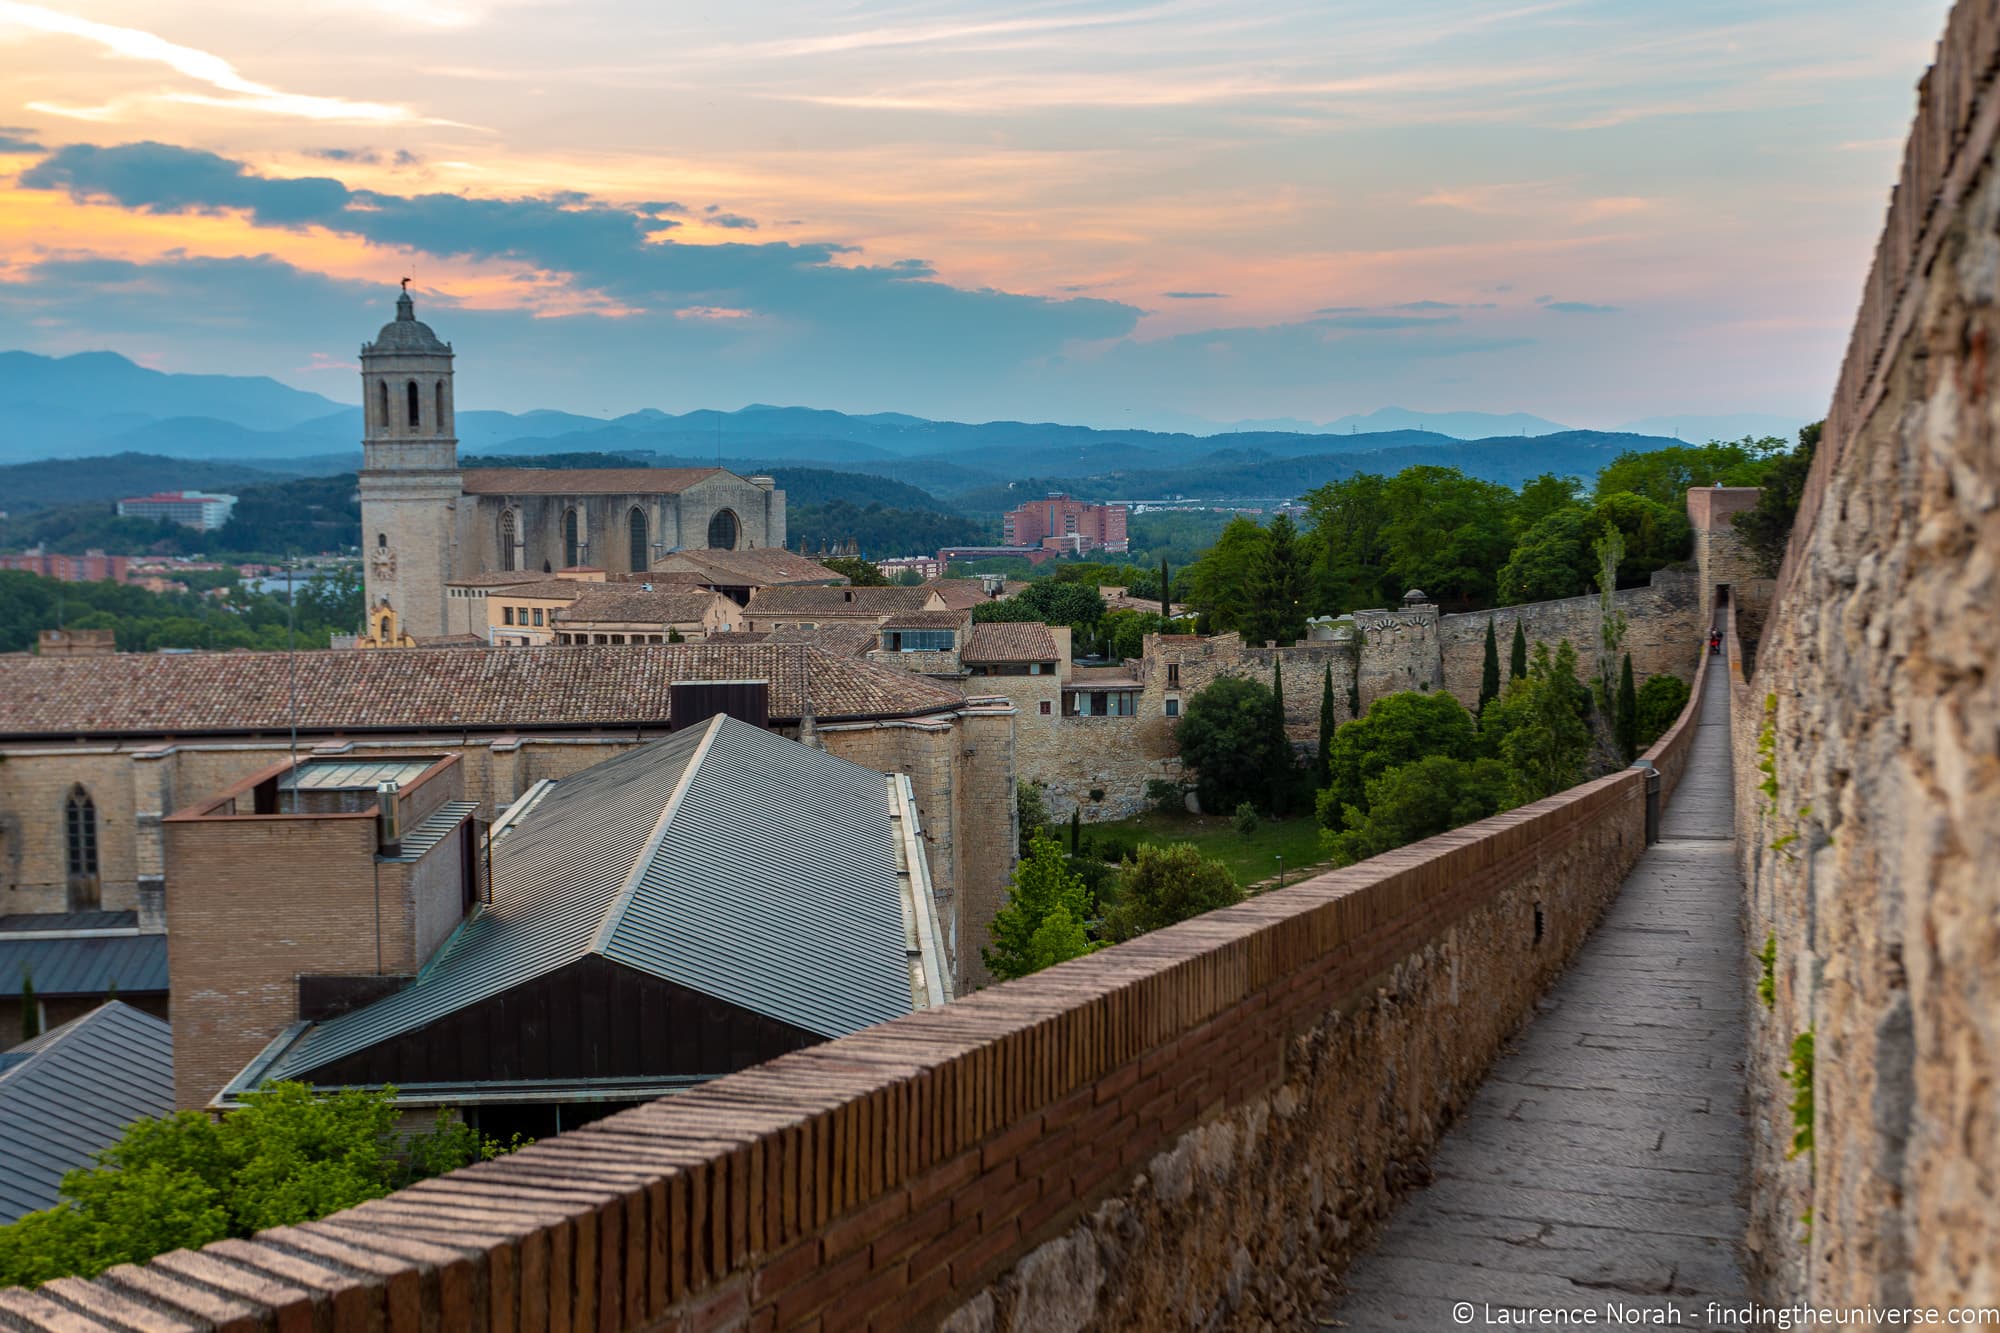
[358,288,786,640]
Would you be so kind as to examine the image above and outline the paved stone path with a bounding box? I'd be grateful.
[1316,661,1749,1331]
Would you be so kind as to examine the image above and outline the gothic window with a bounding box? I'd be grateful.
[64,787,98,879]
[498,511,517,571]
[563,509,580,567]
[628,507,648,573]
[406,380,421,430]
[707,508,739,551]
[376,380,388,431]
[377,533,387,549]
[435,380,447,432]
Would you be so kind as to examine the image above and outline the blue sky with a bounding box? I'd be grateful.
[0,0,1957,429]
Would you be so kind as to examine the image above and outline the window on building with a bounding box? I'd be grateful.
[533,608,543,627]
[707,508,739,550]
[563,509,580,567]
[503,606,515,626]
[1039,700,1052,715]
[628,507,649,573]
[435,380,446,431]
[1064,689,1137,717]
[1165,697,1180,717]
[498,511,517,571]
[885,629,955,652]
[406,380,420,430]
[1167,662,1180,687]
[64,787,98,880]
[377,533,387,549]
[376,380,388,432]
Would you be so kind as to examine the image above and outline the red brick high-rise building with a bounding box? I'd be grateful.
[1000,493,1128,554]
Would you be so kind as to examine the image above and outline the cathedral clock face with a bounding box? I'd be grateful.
[370,545,397,579]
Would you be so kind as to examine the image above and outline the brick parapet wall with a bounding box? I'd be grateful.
[0,677,1724,1329]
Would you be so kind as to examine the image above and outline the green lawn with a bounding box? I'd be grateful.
[1076,810,1329,889]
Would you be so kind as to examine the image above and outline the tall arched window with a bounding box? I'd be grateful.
[498,510,517,571]
[64,787,98,880]
[434,380,447,432]
[628,507,648,573]
[376,380,388,432]
[707,509,739,551]
[377,532,387,549]
[563,509,580,567]
[406,380,421,430]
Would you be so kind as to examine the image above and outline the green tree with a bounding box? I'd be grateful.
[1378,465,1515,609]
[1068,808,1081,855]
[1512,473,1583,534]
[1100,609,1174,661]
[1300,473,1391,612]
[1591,440,1778,507]
[1015,781,1049,858]
[1175,676,1289,815]
[1496,506,1596,604]
[972,581,1106,633]
[1481,641,1594,803]
[0,1084,515,1288]
[1479,618,1501,716]
[1736,422,1821,576]
[1616,654,1639,762]
[1104,843,1244,942]
[1267,659,1291,813]
[1323,754,1517,867]
[1159,557,1171,618]
[19,968,37,1042]
[1591,492,1693,586]
[1510,620,1528,681]
[1319,691,1479,831]
[819,556,890,586]
[1634,673,1692,748]
[984,832,1096,980]
[1183,516,1267,634]
[1244,513,1306,646]
[1317,665,1337,788]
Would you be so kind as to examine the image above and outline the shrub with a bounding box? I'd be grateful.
[1633,673,1692,749]
[1104,843,1243,942]
[1233,802,1260,836]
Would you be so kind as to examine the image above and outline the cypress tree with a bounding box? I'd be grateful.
[1509,620,1528,681]
[1268,659,1289,814]
[1160,557,1171,619]
[1617,653,1639,762]
[19,968,38,1042]
[1317,665,1337,787]
[1068,808,1081,854]
[1479,618,1501,717]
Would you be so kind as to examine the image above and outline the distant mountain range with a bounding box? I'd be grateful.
[0,348,1797,510]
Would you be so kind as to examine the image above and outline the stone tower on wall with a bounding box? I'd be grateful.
[358,285,460,640]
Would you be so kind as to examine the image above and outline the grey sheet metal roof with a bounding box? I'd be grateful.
[261,714,915,1083]
[280,758,435,791]
[0,934,168,996]
[0,1002,174,1222]
[383,801,478,862]
[0,911,137,935]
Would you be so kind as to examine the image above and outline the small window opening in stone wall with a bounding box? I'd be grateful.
[1533,901,1546,946]
[406,380,420,429]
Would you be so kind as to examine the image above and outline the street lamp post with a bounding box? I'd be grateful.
[1275,853,1284,890]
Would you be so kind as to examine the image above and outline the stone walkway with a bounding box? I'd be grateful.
[1316,661,1749,1331]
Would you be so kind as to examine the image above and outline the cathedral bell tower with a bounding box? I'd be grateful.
[358,283,462,640]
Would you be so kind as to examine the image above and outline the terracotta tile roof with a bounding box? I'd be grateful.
[759,624,877,656]
[553,587,730,626]
[745,586,938,617]
[445,572,566,589]
[880,610,970,630]
[1067,665,1138,683]
[480,579,596,601]
[460,468,727,496]
[963,622,1060,662]
[652,548,845,587]
[0,645,965,739]
[922,579,1028,612]
[413,634,489,649]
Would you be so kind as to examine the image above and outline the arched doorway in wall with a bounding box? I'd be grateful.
[707,509,739,551]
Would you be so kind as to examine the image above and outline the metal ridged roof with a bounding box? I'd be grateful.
[0,934,167,996]
[0,911,136,935]
[263,715,915,1083]
[280,759,435,791]
[0,1002,174,1223]
[384,801,478,862]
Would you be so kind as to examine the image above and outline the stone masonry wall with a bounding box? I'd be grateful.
[1735,0,2000,1308]
[1437,570,1702,708]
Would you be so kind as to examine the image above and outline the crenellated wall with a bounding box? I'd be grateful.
[1734,0,2000,1307]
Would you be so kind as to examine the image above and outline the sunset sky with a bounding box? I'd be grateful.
[0,0,1956,429]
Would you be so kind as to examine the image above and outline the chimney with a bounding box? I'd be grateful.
[376,780,402,855]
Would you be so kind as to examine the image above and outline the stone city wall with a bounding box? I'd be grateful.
[1734,0,2000,1307]
[1437,569,1702,707]
[0,689,1722,1331]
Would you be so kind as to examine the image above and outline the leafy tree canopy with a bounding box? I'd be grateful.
[1591,439,1779,508]
[1182,516,1268,634]
[1479,640,1594,802]
[1323,754,1517,867]
[0,1083,515,1289]
[1319,690,1478,831]
[1634,672,1692,749]
[1735,422,1821,577]
[984,832,1096,980]
[818,556,889,586]
[1103,843,1244,942]
[971,580,1106,629]
[1175,676,1290,815]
